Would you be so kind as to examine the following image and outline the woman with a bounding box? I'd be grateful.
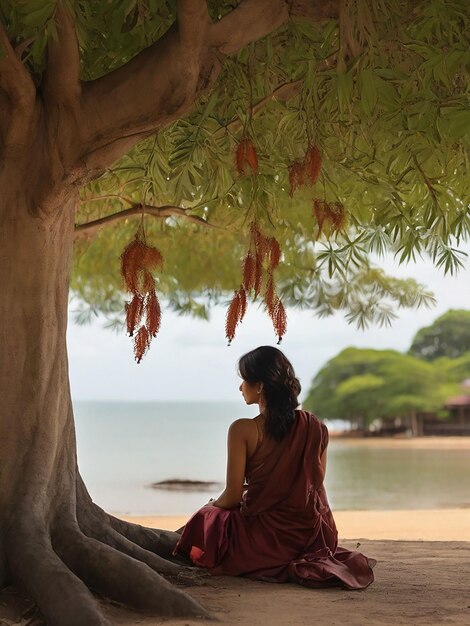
[174,346,375,589]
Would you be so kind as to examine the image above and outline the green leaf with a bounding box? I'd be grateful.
[437,108,470,141]
[358,69,378,116]
[336,70,354,115]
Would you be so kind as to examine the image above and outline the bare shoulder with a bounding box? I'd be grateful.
[228,418,254,435]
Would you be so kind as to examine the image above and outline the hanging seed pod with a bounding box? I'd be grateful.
[267,237,281,271]
[242,252,256,291]
[288,144,322,195]
[145,290,161,337]
[225,290,244,344]
[126,293,144,337]
[142,246,164,271]
[140,269,155,295]
[227,221,287,344]
[313,199,328,238]
[134,325,150,363]
[264,274,278,317]
[288,161,305,196]
[235,138,245,176]
[238,287,248,322]
[245,138,258,173]
[272,300,287,344]
[330,201,346,232]
[251,222,269,261]
[236,137,247,175]
[235,135,258,175]
[121,238,147,293]
[304,144,322,185]
[313,199,346,237]
[253,253,263,298]
[121,233,164,363]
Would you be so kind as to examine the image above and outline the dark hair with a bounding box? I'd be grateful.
[238,346,301,442]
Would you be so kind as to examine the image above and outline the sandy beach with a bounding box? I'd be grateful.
[123,507,470,541]
[3,539,467,625]
[329,435,470,450]
[103,539,469,626]
[1,513,468,625]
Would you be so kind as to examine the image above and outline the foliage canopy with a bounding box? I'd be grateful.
[303,345,465,426]
[304,310,470,425]
[2,0,469,335]
[409,309,470,360]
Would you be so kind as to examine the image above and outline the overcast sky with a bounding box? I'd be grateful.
[68,254,470,402]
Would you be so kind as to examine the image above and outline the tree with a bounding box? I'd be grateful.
[303,347,454,431]
[409,310,470,360]
[0,1,468,624]
[435,351,470,383]
[336,374,385,429]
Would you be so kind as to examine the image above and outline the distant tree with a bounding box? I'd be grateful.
[409,310,470,360]
[433,352,470,383]
[304,347,454,431]
[336,374,385,429]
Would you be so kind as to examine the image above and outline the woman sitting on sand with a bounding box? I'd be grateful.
[174,346,375,589]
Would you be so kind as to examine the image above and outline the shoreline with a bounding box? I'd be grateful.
[328,435,470,449]
[121,507,470,542]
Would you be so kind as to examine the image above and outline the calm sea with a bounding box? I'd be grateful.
[74,401,470,516]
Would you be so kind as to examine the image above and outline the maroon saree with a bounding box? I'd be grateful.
[174,410,375,589]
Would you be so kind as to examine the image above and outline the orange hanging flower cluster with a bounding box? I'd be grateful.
[226,222,287,345]
[235,135,258,175]
[312,199,346,238]
[121,235,163,363]
[288,144,322,196]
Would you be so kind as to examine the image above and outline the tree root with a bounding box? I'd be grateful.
[77,476,177,558]
[3,508,211,626]
[105,509,183,559]
[79,513,204,586]
[53,522,210,618]
[6,524,110,626]
[77,502,182,577]
[77,478,202,576]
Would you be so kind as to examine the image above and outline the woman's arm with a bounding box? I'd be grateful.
[211,419,251,509]
[320,448,327,476]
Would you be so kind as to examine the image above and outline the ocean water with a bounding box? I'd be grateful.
[74,401,470,515]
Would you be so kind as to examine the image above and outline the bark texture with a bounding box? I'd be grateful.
[0,1,338,623]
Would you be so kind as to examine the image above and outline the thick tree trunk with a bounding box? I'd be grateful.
[0,169,208,624]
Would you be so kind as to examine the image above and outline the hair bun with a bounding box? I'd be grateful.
[286,375,301,396]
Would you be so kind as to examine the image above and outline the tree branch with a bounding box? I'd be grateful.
[220,79,303,135]
[0,20,35,105]
[210,0,289,56]
[74,204,217,240]
[43,2,81,104]
[78,25,194,175]
[223,53,337,133]
[76,0,339,178]
[210,0,339,56]
[177,0,210,51]
[290,0,340,22]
